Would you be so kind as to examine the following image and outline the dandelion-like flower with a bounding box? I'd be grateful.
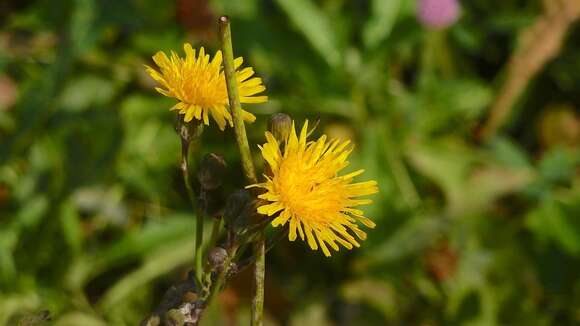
[145,43,267,130]
[249,121,378,257]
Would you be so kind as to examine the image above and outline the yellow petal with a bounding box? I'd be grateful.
[240,96,268,103]
[234,57,243,69]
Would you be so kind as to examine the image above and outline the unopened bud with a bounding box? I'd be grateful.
[207,247,228,271]
[223,190,269,240]
[268,113,292,142]
[175,115,203,143]
[223,189,253,225]
[197,153,227,190]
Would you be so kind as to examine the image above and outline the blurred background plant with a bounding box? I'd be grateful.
[1,0,580,325]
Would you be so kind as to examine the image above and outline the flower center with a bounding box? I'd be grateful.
[178,68,228,108]
[275,153,346,224]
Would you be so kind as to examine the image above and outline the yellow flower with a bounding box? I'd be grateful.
[145,43,267,130]
[249,121,378,257]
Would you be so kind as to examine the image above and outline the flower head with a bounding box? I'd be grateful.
[249,121,378,257]
[417,0,460,29]
[145,43,267,130]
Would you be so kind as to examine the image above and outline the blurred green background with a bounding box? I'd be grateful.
[1,0,580,325]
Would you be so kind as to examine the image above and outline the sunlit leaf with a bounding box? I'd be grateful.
[59,199,83,256]
[54,312,107,326]
[408,138,533,215]
[363,0,405,48]
[526,193,580,255]
[362,214,447,266]
[98,238,195,312]
[70,0,97,54]
[66,215,195,289]
[275,0,341,67]
[58,76,117,112]
[341,279,398,320]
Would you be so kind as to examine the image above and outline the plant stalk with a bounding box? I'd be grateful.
[208,218,222,250]
[218,16,258,185]
[252,233,265,325]
[180,137,204,285]
[218,15,265,326]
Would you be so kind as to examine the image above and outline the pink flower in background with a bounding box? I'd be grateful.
[417,0,460,29]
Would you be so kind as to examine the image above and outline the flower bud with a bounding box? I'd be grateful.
[223,189,268,239]
[197,153,227,190]
[223,189,253,226]
[417,0,460,30]
[174,115,203,143]
[207,247,228,271]
[268,113,292,142]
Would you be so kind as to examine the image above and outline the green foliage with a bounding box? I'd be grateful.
[275,0,341,66]
[1,0,579,325]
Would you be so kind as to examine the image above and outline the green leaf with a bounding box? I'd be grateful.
[212,0,259,18]
[354,122,394,218]
[407,138,474,210]
[445,245,497,325]
[59,199,83,256]
[341,279,397,320]
[70,0,98,54]
[98,238,195,312]
[445,80,492,117]
[0,292,40,326]
[489,137,531,168]
[117,95,179,198]
[54,312,107,326]
[526,194,580,255]
[407,138,533,215]
[275,0,341,66]
[16,195,48,228]
[538,148,578,185]
[363,0,405,48]
[66,215,195,289]
[289,303,331,326]
[362,214,447,266]
[0,230,17,286]
[414,78,492,135]
[58,76,117,112]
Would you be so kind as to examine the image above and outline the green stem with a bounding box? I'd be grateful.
[180,138,203,285]
[433,30,454,78]
[195,210,204,286]
[252,234,265,325]
[419,31,437,89]
[218,16,258,185]
[219,15,265,326]
[208,218,222,250]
